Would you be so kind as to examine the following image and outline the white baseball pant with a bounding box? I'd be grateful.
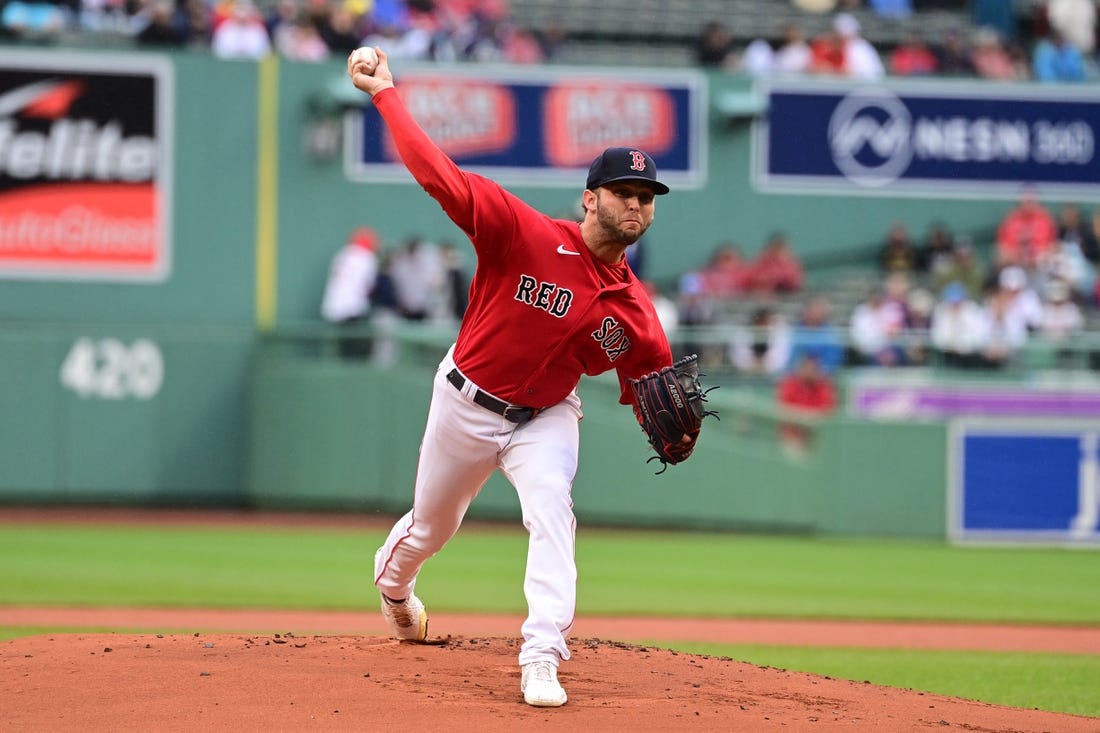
[374,345,582,666]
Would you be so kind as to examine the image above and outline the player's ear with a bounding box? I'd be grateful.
[581,188,597,213]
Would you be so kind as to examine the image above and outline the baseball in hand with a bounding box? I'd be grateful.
[350,46,378,76]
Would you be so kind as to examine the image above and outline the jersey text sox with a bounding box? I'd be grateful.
[514,274,573,317]
[592,316,631,361]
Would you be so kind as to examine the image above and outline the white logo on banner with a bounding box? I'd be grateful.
[827,88,912,187]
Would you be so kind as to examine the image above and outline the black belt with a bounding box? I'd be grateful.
[446,369,540,425]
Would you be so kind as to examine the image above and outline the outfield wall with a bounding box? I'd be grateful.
[244,337,948,537]
[1,46,1092,537]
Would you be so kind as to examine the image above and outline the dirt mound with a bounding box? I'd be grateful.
[3,633,1096,732]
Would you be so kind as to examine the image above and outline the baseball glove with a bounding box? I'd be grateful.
[629,354,718,474]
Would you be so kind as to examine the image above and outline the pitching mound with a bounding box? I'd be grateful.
[3,633,1096,732]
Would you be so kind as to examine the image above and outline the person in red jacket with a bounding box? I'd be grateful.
[775,354,837,456]
[746,231,804,295]
[349,47,691,708]
[996,186,1059,269]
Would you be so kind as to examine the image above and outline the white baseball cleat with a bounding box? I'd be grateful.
[520,661,568,707]
[379,593,428,641]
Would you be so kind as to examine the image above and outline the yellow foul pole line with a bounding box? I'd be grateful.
[255,54,279,332]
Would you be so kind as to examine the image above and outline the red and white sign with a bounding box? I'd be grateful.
[543,81,675,167]
[0,52,173,282]
[387,78,515,160]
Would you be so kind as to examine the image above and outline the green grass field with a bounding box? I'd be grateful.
[1,520,1098,717]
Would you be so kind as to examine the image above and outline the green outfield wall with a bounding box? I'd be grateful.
[0,46,1073,535]
[244,336,948,537]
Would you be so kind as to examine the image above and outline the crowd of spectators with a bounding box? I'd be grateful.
[0,0,564,65]
[2,0,1096,80]
[701,0,1099,83]
[660,193,1099,398]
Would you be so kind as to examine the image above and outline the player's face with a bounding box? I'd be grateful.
[594,183,655,245]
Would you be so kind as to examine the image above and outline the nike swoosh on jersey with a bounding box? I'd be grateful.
[556,244,580,256]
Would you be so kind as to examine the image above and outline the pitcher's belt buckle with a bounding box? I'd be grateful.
[446,369,540,425]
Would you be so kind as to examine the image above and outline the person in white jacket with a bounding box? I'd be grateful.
[930,281,989,369]
[322,226,381,359]
[834,12,885,80]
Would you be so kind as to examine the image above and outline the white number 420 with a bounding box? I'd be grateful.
[59,337,164,400]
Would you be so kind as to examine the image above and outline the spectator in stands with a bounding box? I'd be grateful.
[740,37,777,77]
[1057,203,1100,265]
[995,186,1059,270]
[918,220,956,278]
[322,226,381,359]
[788,295,845,375]
[809,18,846,75]
[265,0,299,48]
[831,12,886,79]
[1050,203,1099,303]
[773,22,813,74]
[500,24,545,64]
[730,306,793,377]
[996,264,1046,333]
[2,0,74,39]
[931,238,987,301]
[930,281,988,368]
[970,26,1029,80]
[889,29,940,76]
[365,0,409,32]
[1032,29,1089,82]
[534,19,567,62]
[904,286,934,365]
[134,0,188,46]
[79,0,131,34]
[883,269,915,333]
[810,13,885,79]
[878,221,919,274]
[698,242,751,301]
[361,18,432,62]
[1039,279,1085,366]
[211,0,271,59]
[367,248,401,367]
[389,235,447,321]
[849,285,907,366]
[643,280,680,343]
[1046,0,1096,56]
[182,0,212,46]
[935,27,976,76]
[278,15,330,60]
[980,282,1030,369]
[318,5,363,55]
[775,353,837,457]
[438,242,469,322]
[746,231,805,295]
[971,0,1017,43]
[676,270,720,368]
[695,20,736,69]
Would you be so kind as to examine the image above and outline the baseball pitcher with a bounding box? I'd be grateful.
[348,46,713,708]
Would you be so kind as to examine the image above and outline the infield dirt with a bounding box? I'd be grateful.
[2,508,1099,731]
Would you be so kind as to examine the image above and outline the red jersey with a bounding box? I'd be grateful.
[776,376,836,413]
[373,88,673,409]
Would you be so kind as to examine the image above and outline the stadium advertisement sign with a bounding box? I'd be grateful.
[346,67,706,189]
[948,420,1100,545]
[0,51,173,282]
[754,79,1100,200]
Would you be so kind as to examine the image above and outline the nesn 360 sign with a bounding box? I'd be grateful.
[754,79,1100,200]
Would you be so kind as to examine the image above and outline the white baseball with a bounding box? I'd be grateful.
[351,46,378,76]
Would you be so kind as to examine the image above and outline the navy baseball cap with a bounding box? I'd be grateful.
[585,147,670,195]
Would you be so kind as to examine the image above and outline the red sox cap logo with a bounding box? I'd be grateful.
[629,150,646,172]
